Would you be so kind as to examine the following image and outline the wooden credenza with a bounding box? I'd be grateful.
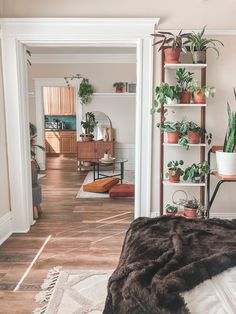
[77,141,114,170]
[45,130,77,156]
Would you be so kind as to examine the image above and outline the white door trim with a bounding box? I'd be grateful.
[0,18,159,231]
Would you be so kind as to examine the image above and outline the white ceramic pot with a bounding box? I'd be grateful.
[216,150,236,175]
[103,153,109,160]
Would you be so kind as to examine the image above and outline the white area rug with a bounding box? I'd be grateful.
[77,170,134,199]
[34,266,236,314]
[33,267,112,314]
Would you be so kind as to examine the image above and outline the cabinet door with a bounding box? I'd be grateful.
[43,87,61,115]
[77,142,95,159]
[45,132,60,153]
[60,87,76,115]
[95,142,114,159]
[60,132,77,154]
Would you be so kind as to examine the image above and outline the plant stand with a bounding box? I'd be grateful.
[159,49,207,215]
[206,146,236,218]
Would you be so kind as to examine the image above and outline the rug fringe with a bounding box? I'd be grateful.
[33,266,62,314]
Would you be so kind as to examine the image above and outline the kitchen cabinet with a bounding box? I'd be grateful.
[77,141,114,170]
[43,87,76,116]
[45,131,77,156]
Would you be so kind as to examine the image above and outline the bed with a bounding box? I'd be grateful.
[103,216,236,314]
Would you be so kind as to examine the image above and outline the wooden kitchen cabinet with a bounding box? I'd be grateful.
[45,131,77,156]
[60,87,76,115]
[77,141,114,170]
[43,87,76,115]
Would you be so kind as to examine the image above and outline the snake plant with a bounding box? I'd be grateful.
[223,89,236,152]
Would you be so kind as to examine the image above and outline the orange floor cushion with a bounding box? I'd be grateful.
[83,177,119,193]
[109,184,135,198]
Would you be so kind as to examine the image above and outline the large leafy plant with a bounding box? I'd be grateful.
[185,26,224,56]
[223,89,236,152]
[30,123,45,161]
[152,30,191,52]
[81,112,97,134]
[151,83,178,113]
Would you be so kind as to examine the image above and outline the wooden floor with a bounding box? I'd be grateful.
[0,157,134,313]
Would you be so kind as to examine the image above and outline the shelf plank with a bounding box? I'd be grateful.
[164,103,207,107]
[163,143,206,147]
[163,180,206,187]
[93,92,136,97]
[164,63,207,70]
[211,171,236,181]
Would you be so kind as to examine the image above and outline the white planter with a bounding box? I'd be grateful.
[216,150,236,175]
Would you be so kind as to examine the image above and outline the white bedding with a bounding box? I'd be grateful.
[182,266,236,314]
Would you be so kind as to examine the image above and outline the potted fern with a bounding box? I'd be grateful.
[216,89,236,175]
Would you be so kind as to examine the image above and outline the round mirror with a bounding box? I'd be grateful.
[92,111,112,141]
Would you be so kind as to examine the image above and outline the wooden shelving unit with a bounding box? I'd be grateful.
[160,52,207,215]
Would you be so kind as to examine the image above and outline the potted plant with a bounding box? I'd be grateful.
[151,83,179,113]
[80,112,97,142]
[113,82,125,93]
[157,121,181,144]
[30,123,45,186]
[165,204,178,215]
[216,90,236,175]
[166,160,184,183]
[185,26,224,64]
[176,68,194,104]
[183,161,210,183]
[179,121,212,148]
[79,78,94,105]
[152,30,191,64]
[189,79,215,104]
[104,149,110,160]
[179,197,203,218]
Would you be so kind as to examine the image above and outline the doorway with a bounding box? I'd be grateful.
[1,18,158,232]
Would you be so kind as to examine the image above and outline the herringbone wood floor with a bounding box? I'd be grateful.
[0,157,134,314]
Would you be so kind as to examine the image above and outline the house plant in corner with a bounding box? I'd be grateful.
[183,161,210,183]
[80,112,97,142]
[166,160,184,183]
[176,68,194,104]
[216,90,236,175]
[189,79,215,104]
[185,26,224,64]
[157,121,182,144]
[152,29,190,64]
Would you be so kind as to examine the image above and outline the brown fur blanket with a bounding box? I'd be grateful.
[103,216,236,314]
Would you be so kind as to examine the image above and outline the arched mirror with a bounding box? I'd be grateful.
[92,111,112,141]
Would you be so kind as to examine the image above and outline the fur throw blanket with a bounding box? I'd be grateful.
[103,216,236,314]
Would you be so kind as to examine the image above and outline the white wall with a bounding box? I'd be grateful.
[0,52,11,218]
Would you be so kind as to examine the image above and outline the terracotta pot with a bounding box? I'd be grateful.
[184,207,198,218]
[194,92,206,104]
[80,134,93,142]
[164,47,181,64]
[115,87,123,93]
[167,131,180,144]
[168,169,181,183]
[188,130,201,144]
[180,91,191,104]
[192,51,206,64]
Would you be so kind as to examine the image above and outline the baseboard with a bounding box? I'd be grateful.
[150,211,236,219]
[0,211,12,245]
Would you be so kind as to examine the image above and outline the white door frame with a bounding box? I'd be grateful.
[0,18,159,232]
[34,78,80,170]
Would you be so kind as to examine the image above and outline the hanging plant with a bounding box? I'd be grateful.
[64,74,94,105]
[79,78,94,105]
